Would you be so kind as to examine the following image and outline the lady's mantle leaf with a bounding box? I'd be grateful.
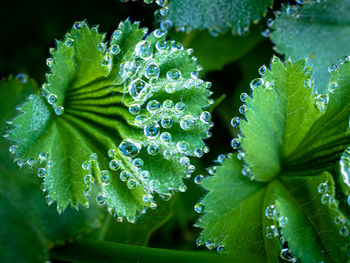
[6,20,213,221]
[138,0,273,36]
[196,58,350,262]
[270,0,350,92]
[0,78,103,263]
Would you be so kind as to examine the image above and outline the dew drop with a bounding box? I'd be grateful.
[118,140,140,158]
[9,145,17,155]
[161,118,173,129]
[54,106,64,116]
[194,148,204,158]
[280,248,297,262]
[143,194,153,204]
[177,141,190,152]
[82,160,92,171]
[132,158,144,169]
[162,99,174,109]
[100,170,111,185]
[108,148,116,158]
[97,43,106,52]
[38,168,47,178]
[46,58,54,68]
[178,184,187,192]
[160,19,172,31]
[147,100,161,112]
[167,69,181,80]
[217,245,225,254]
[314,94,329,112]
[165,82,177,93]
[153,29,165,38]
[194,203,204,213]
[231,138,240,150]
[145,63,160,79]
[111,44,121,55]
[328,82,338,94]
[160,132,171,142]
[47,94,57,105]
[155,40,168,52]
[147,144,159,156]
[250,78,264,90]
[150,179,160,190]
[84,174,93,184]
[140,170,150,179]
[120,171,130,182]
[200,111,211,123]
[194,175,204,184]
[278,216,288,227]
[231,117,240,128]
[239,104,248,114]
[180,115,195,130]
[90,153,98,160]
[265,225,278,239]
[96,193,106,205]
[129,79,148,101]
[65,38,74,47]
[258,65,267,76]
[39,152,49,161]
[328,64,338,74]
[129,104,141,115]
[135,40,153,60]
[240,93,248,102]
[127,179,138,189]
[265,205,276,220]
[113,29,123,40]
[317,182,328,194]
[163,149,174,160]
[144,122,160,138]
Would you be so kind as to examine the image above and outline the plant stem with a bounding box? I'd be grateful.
[50,239,262,263]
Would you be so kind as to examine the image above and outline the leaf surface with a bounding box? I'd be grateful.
[6,20,212,220]
[270,0,350,92]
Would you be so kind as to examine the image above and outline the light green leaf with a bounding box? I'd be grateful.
[6,20,212,220]
[153,0,273,36]
[196,58,350,262]
[270,0,350,92]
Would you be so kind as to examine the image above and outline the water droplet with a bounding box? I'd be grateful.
[129,79,148,100]
[46,58,54,68]
[231,117,240,128]
[73,21,83,30]
[180,115,195,130]
[265,225,278,239]
[165,82,177,93]
[26,158,35,166]
[242,166,251,177]
[143,194,153,204]
[280,248,297,262]
[240,93,248,102]
[97,43,106,52]
[217,245,225,254]
[111,44,121,55]
[15,73,28,84]
[144,122,160,138]
[38,168,47,177]
[82,160,92,171]
[250,78,264,89]
[108,148,116,158]
[147,144,159,155]
[113,29,123,40]
[96,193,106,205]
[317,182,328,194]
[127,178,138,189]
[239,104,248,114]
[39,152,49,161]
[194,148,204,158]
[167,69,181,80]
[65,38,74,47]
[339,226,349,236]
[194,203,204,213]
[160,19,172,31]
[147,100,161,112]
[100,170,111,185]
[145,63,160,79]
[9,145,17,155]
[194,175,204,184]
[265,205,276,219]
[179,184,187,192]
[340,55,350,64]
[90,153,98,160]
[176,141,190,152]
[47,161,54,168]
[200,111,211,123]
[321,194,336,206]
[135,40,152,60]
[314,94,329,112]
[278,216,288,227]
[54,106,64,116]
[129,104,141,115]
[155,40,168,52]
[84,174,93,184]
[120,171,130,182]
[231,138,240,150]
[328,64,338,74]
[162,99,174,109]
[160,132,171,142]
[163,149,174,160]
[328,82,338,93]
[119,140,140,158]
[153,29,165,38]
[47,94,57,105]
[161,118,173,128]
[133,158,144,169]
[334,215,345,225]
[150,179,160,190]
[140,170,150,179]
[135,114,148,126]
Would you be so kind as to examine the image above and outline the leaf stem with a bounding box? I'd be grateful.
[50,239,260,263]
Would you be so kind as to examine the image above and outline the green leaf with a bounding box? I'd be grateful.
[170,27,263,72]
[0,76,104,263]
[270,0,350,92]
[6,20,212,220]
[196,58,350,262]
[154,0,273,36]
